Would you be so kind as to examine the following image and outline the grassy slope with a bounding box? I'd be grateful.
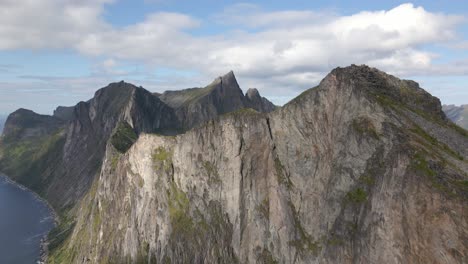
[0,129,66,196]
[159,82,218,109]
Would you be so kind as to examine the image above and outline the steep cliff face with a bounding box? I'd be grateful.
[49,65,467,263]
[443,104,468,130]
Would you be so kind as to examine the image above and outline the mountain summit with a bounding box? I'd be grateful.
[0,65,467,264]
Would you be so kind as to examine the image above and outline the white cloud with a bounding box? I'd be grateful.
[0,1,466,110]
[0,0,113,50]
[76,11,204,67]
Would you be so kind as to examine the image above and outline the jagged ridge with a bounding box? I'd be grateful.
[51,66,468,263]
[0,65,467,264]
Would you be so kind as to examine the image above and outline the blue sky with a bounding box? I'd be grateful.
[0,0,467,115]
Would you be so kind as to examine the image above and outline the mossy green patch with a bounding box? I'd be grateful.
[110,122,137,153]
[110,154,119,171]
[411,152,436,177]
[167,183,193,238]
[409,125,464,161]
[48,217,75,253]
[345,188,367,204]
[359,175,375,186]
[409,151,467,197]
[152,146,173,172]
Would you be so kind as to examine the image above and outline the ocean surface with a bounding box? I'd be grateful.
[0,175,55,264]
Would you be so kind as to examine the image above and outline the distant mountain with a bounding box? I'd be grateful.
[0,66,467,264]
[443,104,468,129]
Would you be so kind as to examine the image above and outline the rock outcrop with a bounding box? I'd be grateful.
[245,88,277,112]
[1,66,467,264]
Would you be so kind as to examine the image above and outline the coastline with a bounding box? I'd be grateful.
[0,173,58,263]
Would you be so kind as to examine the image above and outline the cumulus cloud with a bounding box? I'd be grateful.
[0,0,113,50]
[0,1,466,110]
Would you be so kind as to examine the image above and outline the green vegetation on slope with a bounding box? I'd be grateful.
[168,182,193,238]
[160,83,217,109]
[152,146,173,172]
[410,150,467,198]
[345,188,367,204]
[0,129,65,195]
[110,122,137,153]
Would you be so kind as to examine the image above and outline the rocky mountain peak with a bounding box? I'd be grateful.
[209,70,242,93]
[220,70,236,82]
[325,64,446,120]
[245,87,276,112]
[246,88,260,99]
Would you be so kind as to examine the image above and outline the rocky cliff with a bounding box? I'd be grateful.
[1,65,467,264]
[443,104,468,130]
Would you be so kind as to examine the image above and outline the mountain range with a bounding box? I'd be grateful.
[443,104,468,130]
[0,65,467,263]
